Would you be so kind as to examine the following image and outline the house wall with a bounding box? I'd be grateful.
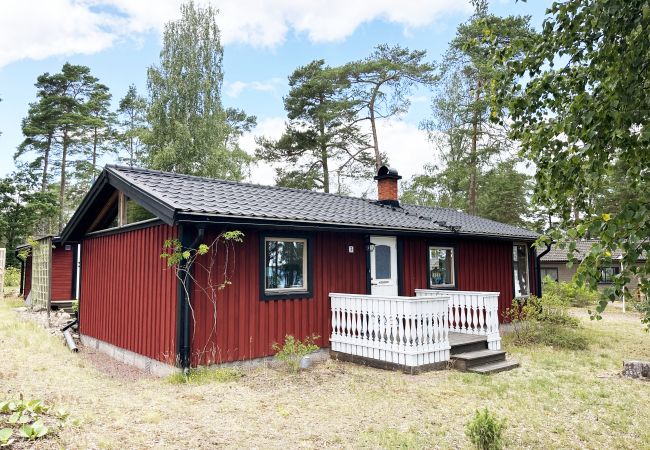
[79,224,178,364]
[51,245,74,301]
[401,237,528,320]
[541,260,645,295]
[190,228,367,366]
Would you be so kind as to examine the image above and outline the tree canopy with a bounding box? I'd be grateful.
[491,0,650,325]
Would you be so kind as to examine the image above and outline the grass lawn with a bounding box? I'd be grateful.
[1,296,649,449]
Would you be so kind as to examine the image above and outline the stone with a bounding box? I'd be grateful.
[622,360,650,379]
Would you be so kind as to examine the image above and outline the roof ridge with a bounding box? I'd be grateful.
[106,164,376,203]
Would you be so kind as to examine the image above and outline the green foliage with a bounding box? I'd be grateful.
[466,408,505,450]
[0,170,58,267]
[341,44,437,169]
[503,296,589,350]
[542,278,599,308]
[117,84,149,167]
[415,3,536,217]
[160,230,244,268]
[146,1,255,180]
[3,267,20,288]
[18,420,48,440]
[71,300,79,313]
[168,367,243,385]
[272,334,319,372]
[256,59,373,193]
[490,1,650,325]
[0,428,12,447]
[0,397,69,445]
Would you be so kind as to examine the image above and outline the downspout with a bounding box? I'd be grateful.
[535,242,552,298]
[177,225,205,372]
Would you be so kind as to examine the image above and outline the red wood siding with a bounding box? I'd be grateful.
[401,237,517,321]
[23,256,32,298]
[190,229,367,366]
[51,246,74,301]
[79,224,178,363]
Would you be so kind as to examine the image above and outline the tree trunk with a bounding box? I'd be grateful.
[41,133,52,193]
[318,113,330,193]
[468,79,481,216]
[59,128,68,232]
[369,86,381,171]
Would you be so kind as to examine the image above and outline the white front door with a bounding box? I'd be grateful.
[370,236,398,296]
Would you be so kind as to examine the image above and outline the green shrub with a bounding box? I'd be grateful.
[504,295,589,350]
[542,278,599,307]
[3,267,20,288]
[272,334,319,372]
[168,367,243,385]
[466,408,505,450]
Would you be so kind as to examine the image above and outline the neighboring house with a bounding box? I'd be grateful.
[540,239,646,295]
[17,236,79,310]
[56,165,540,374]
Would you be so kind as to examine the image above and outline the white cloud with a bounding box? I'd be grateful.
[239,115,434,196]
[0,0,472,68]
[224,78,283,98]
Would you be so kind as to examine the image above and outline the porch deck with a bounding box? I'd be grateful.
[329,290,504,373]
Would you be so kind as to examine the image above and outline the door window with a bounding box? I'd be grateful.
[375,245,392,279]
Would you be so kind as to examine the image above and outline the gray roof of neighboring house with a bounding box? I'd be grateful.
[542,239,647,262]
[72,165,540,240]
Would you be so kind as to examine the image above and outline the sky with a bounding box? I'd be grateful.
[0,0,552,192]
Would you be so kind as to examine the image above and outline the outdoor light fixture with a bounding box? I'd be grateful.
[365,242,376,252]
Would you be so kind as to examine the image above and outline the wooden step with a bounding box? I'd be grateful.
[468,359,520,374]
[451,350,506,371]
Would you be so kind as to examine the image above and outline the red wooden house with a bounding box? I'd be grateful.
[59,165,540,374]
[18,237,78,309]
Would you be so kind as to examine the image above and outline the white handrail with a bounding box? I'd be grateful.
[415,289,501,350]
[330,293,451,367]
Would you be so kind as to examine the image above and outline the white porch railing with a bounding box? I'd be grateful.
[330,293,450,368]
[415,289,501,350]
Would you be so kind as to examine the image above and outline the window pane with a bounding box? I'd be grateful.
[265,240,305,290]
[375,245,391,279]
[126,197,155,224]
[513,244,529,296]
[429,247,454,286]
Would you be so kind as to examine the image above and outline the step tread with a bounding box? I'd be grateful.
[468,359,519,374]
[451,349,505,360]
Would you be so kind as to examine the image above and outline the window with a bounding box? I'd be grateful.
[263,237,310,298]
[375,245,392,279]
[125,197,155,224]
[513,244,530,297]
[599,266,620,284]
[540,267,559,282]
[428,246,455,287]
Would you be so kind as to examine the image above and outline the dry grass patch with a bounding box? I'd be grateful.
[1,297,649,449]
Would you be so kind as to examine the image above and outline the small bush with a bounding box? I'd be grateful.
[466,408,505,450]
[272,334,319,372]
[504,295,589,350]
[168,367,243,385]
[3,267,20,288]
[542,278,599,307]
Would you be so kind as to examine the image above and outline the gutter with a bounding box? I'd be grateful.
[176,224,205,372]
[535,242,553,297]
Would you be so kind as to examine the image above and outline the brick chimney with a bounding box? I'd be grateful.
[374,165,402,207]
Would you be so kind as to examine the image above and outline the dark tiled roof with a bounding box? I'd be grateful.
[401,204,540,240]
[107,165,539,239]
[542,239,647,262]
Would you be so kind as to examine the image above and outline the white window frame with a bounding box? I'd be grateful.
[513,243,530,297]
[428,246,456,288]
[264,237,308,293]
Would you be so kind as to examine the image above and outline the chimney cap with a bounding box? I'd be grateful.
[374,165,402,181]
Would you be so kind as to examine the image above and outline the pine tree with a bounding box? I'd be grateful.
[117,84,148,167]
[256,60,372,193]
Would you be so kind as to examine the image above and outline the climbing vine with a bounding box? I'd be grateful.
[161,230,244,365]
